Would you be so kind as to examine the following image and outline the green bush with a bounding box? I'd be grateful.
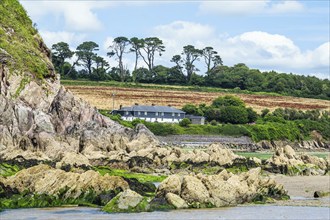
[219,106,249,124]
[212,95,245,107]
[179,118,191,127]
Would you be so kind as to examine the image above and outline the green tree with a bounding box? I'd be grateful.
[181,45,202,83]
[107,37,130,82]
[246,107,258,123]
[219,106,249,124]
[51,42,74,75]
[76,41,99,75]
[139,37,165,71]
[130,37,144,80]
[212,95,245,108]
[92,56,110,80]
[261,108,270,118]
[202,46,222,72]
[182,104,200,115]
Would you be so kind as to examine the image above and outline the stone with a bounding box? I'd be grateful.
[181,175,210,204]
[166,193,188,209]
[157,174,182,197]
[117,189,144,210]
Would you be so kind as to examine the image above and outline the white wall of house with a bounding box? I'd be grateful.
[121,116,182,123]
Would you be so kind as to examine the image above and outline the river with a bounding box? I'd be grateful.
[1,205,329,220]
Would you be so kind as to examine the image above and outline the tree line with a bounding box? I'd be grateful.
[51,38,330,100]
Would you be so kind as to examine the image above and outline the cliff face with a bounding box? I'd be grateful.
[0,0,158,162]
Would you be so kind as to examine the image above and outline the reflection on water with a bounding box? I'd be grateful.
[1,205,330,220]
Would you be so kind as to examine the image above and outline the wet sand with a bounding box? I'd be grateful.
[273,175,330,207]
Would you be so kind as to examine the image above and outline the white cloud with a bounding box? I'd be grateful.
[39,31,86,48]
[20,1,115,32]
[199,0,305,15]
[153,21,329,78]
[270,1,304,14]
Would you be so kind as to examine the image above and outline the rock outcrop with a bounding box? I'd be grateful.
[0,1,159,164]
[156,167,287,208]
[0,164,129,199]
[265,145,329,175]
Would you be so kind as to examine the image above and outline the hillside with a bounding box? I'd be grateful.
[0,0,157,162]
[62,80,330,113]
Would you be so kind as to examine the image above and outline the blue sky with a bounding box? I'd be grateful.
[20,0,329,79]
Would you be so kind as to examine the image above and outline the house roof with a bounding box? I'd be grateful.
[119,105,185,113]
[186,114,205,119]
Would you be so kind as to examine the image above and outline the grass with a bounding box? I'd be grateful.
[0,0,51,81]
[235,152,273,160]
[235,152,329,160]
[93,166,167,183]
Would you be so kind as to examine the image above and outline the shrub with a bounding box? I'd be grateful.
[212,95,245,107]
[219,106,249,124]
[210,120,218,126]
[179,118,192,127]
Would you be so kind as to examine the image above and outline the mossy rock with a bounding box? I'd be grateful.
[102,191,151,213]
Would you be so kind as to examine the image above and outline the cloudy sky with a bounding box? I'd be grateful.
[20,0,329,79]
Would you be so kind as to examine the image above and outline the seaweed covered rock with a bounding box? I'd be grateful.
[102,189,150,213]
[265,145,328,175]
[0,164,129,199]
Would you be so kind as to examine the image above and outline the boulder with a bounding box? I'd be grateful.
[102,189,149,213]
[207,143,242,166]
[180,175,210,204]
[117,189,144,210]
[165,192,188,209]
[157,174,182,197]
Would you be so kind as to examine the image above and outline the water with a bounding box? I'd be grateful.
[1,205,329,220]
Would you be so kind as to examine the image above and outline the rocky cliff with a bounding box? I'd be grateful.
[0,0,158,164]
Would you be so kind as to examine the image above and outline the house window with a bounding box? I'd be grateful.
[178,113,180,117]
[138,111,141,115]
[125,111,129,115]
[161,112,164,116]
[172,112,175,116]
[144,111,147,115]
[156,112,158,116]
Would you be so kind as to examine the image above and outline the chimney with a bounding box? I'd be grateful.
[119,104,122,109]
[168,104,172,107]
[152,103,155,106]
[135,103,139,106]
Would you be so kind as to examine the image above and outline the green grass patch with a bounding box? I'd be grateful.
[93,166,167,183]
[235,152,273,160]
[0,163,20,177]
[307,152,329,159]
[0,0,51,80]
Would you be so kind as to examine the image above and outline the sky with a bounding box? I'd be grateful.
[20,0,330,79]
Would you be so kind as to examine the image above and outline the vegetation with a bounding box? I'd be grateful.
[52,36,330,100]
[102,195,150,213]
[0,0,51,79]
[99,93,330,142]
[93,166,167,183]
[0,163,20,177]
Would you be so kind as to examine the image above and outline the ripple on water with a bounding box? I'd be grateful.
[1,205,330,220]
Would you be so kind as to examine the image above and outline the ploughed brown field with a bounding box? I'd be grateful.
[65,85,330,113]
